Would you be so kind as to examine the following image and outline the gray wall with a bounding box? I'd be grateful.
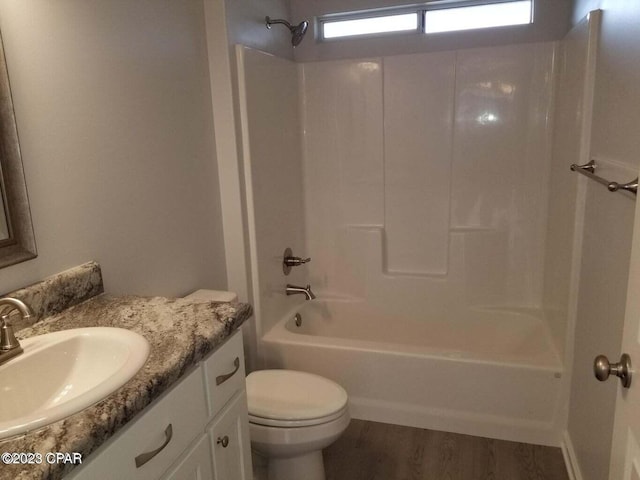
[571,0,640,171]
[0,0,227,297]
[291,0,572,62]
[566,1,640,479]
[225,0,293,60]
[572,0,603,24]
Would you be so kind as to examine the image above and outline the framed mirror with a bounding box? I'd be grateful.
[0,31,36,268]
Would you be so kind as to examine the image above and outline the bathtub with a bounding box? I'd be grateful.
[261,300,565,446]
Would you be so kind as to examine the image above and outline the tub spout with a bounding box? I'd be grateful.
[286,284,315,300]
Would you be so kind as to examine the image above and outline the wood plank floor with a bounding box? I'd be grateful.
[323,420,569,480]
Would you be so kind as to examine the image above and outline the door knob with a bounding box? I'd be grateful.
[593,353,632,388]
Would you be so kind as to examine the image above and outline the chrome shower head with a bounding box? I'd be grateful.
[291,20,309,46]
[265,16,309,47]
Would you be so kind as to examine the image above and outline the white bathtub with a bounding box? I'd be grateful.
[261,300,565,446]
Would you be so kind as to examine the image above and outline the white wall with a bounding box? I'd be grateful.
[291,0,571,62]
[571,1,640,174]
[543,14,595,365]
[203,0,294,306]
[568,176,635,480]
[301,42,556,319]
[0,0,227,296]
[564,3,640,479]
[384,53,453,275]
[235,46,306,355]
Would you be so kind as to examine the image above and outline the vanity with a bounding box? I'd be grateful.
[68,329,251,480]
[0,263,253,480]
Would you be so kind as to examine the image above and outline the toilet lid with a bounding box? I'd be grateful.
[246,370,348,421]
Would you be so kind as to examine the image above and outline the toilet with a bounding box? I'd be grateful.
[246,369,350,480]
[183,290,349,479]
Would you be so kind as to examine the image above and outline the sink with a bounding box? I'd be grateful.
[0,327,150,440]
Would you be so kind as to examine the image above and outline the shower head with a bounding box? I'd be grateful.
[265,16,309,47]
[291,20,309,46]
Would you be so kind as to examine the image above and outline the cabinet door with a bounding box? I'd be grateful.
[162,435,213,480]
[67,367,207,480]
[208,392,252,480]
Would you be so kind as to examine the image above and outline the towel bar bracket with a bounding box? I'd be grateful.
[570,160,596,174]
[608,179,638,195]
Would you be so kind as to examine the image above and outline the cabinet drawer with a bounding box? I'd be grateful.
[203,330,246,418]
[68,367,207,480]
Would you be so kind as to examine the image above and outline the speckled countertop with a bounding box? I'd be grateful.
[0,293,252,480]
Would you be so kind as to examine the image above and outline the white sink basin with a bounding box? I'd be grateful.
[0,327,150,440]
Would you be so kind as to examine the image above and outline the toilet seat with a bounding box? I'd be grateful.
[249,405,348,428]
[246,369,348,426]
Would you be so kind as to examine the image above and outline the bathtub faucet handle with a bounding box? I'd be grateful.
[285,256,311,266]
[283,247,311,275]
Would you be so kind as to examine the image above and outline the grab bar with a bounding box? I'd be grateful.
[570,160,638,196]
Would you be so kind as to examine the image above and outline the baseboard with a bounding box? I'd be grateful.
[561,430,583,480]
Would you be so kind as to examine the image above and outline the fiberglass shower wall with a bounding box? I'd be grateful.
[301,43,556,321]
[235,46,307,340]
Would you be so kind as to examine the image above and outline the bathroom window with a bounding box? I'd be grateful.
[319,1,534,40]
[322,12,420,39]
[424,1,533,34]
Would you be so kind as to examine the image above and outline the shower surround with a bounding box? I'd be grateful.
[302,43,556,325]
[237,40,568,445]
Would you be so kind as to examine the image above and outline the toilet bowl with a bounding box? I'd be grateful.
[246,369,350,480]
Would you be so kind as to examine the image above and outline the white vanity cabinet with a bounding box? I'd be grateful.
[68,330,251,480]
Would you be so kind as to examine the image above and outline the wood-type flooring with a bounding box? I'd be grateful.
[323,420,569,480]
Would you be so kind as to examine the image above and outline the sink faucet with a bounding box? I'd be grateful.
[0,297,33,365]
[285,284,316,301]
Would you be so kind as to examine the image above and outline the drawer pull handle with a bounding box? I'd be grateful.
[135,424,173,468]
[217,435,230,448]
[216,357,240,386]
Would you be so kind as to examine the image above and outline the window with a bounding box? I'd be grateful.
[319,1,534,40]
[323,13,419,39]
[424,1,533,34]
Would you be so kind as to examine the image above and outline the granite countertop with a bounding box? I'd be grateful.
[0,293,252,480]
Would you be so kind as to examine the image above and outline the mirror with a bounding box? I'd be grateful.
[0,31,36,268]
